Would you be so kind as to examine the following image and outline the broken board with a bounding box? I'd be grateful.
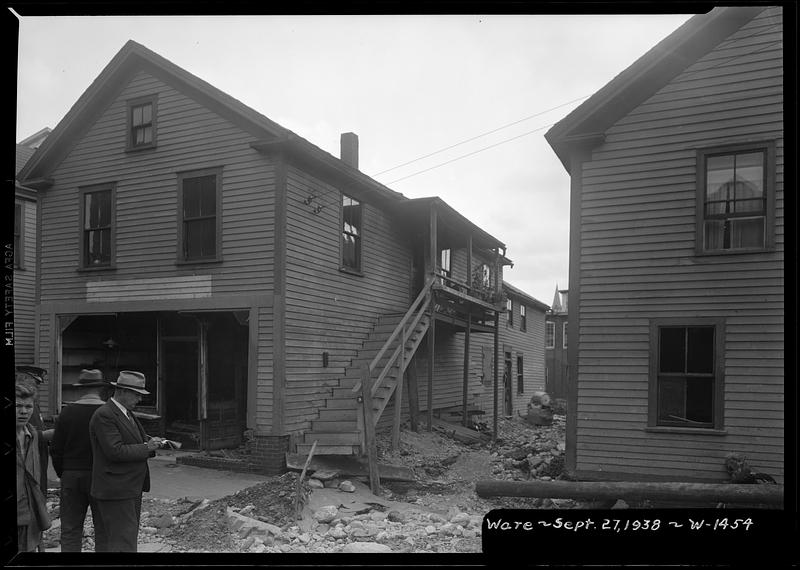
[430,417,491,444]
[285,453,416,482]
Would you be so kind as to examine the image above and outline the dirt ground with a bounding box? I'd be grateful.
[42,414,570,553]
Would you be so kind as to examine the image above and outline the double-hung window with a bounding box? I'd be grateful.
[697,141,775,253]
[649,319,724,430]
[80,185,115,268]
[516,355,524,394]
[439,248,451,278]
[127,95,157,150]
[506,298,513,327]
[520,304,527,332]
[545,321,555,349]
[178,168,221,263]
[341,195,362,272]
[562,322,568,349]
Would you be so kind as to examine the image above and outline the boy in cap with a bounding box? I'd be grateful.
[88,371,163,552]
[15,376,51,552]
[51,369,109,552]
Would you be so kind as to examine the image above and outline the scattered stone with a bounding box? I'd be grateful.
[313,506,339,524]
[308,478,324,489]
[151,514,175,529]
[239,505,256,516]
[338,480,356,493]
[387,510,406,523]
[341,542,392,553]
[312,470,339,481]
[450,512,471,526]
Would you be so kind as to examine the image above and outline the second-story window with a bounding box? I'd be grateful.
[179,169,221,262]
[341,195,362,272]
[506,298,513,327]
[545,321,555,349]
[520,304,527,332]
[563,321,568,349]
[127,95,157,150]
[439,248,451,278]
[81,186,114,268]
[697,142,774,253]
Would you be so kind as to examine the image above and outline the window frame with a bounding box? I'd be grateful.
[562,321,568,349]
[439,248,452,278]
[695,140,776,255]
[516,353,524,395]
[78,183,116,271]
[176,167,223,265]
[14,202,24,270]
[506,298,513,328]
[340,193,364,275]
[545,321,555,349]
[520,304,527,332]
[647,317,725,431]
[126,94,158,151]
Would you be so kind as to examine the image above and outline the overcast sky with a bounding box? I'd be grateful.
[15,12,697,305]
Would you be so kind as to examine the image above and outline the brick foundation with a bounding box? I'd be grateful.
[247,434,290,475]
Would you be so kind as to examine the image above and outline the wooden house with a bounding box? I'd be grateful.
[545,286,568,400]
[18,40,518,468]
[14,141,42,367]
[545,6,784,482]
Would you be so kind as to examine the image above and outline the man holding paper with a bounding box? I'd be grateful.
[89,370,163,552]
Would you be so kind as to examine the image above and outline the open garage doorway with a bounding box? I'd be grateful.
[59,310,248,450]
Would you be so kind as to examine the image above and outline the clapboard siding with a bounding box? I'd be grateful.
[40,70,276,302]
[14,199,37,365]
[573,7,784,482]
[282,164,412,433]
[254,305,274,433]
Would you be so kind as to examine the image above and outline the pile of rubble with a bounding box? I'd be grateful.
[489,415,567,482]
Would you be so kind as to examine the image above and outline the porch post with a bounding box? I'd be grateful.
[406,357,419,432]
[493,310,499,442]
[462,312,471,427]
[426,204,437,431]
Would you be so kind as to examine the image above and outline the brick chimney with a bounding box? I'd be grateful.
[340,132,359,170]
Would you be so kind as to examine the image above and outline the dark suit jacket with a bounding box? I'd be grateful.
[88,401,155,500]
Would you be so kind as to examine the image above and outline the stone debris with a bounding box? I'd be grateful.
[338,480,356,493]
[313,505,339,524]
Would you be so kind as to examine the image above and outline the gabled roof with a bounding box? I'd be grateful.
[16,145,36,175]
[18,40,293,184]
[545,6,766,172]
[503,281,549,313]
[18,127,52,149]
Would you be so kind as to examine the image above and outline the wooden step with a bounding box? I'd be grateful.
[311,419,358,432]
[296,443,359,455]
[303,431,361,445]
[318,408,357,421]
[323,398,357,410]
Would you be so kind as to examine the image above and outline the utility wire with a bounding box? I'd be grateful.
[372,95,589,177]
[382,22,783,187]
[386,122,555,185]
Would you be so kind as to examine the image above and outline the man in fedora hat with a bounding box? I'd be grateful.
[51,369,110,552]
[88,370,163,552]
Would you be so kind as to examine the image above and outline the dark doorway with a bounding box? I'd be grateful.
[163,339,199,447]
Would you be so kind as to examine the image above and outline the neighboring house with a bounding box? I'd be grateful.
[18,40,517,470]
[545,6,783,483]
[545,286,568,400]
[14,141,42,367]
[19,127,53,150]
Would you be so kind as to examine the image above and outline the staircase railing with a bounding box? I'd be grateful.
[351,277,435,404]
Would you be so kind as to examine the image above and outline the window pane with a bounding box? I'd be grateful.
[545,322,554,347]
[703,219,724,250]
[141,103,152,124]
[658,376,685,423]
[731,217,765,248]
[140,126,152,145]
[686,326,714,374]
[342,233,357,268]
[132,105,143,126]
[686,377,713,424]
[200,218,216,257]
[183,179,202,218]
[86,229,110,265]
[706,155,734,200]
[343,199,361,236]
[735,152,764,195]
[659,327,686,373]
[199,176,217,216]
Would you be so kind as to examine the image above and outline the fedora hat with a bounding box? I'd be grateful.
[66,368,108,388]
[111,370,150,395]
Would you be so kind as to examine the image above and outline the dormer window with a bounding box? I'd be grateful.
[127,95,157,150]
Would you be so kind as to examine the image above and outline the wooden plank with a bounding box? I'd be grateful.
[285,453,415,482]
[360,364,380,494]
[430,417,490,444]
[406,355,419,431]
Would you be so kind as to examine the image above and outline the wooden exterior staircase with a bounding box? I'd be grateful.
[297,280,434,455]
